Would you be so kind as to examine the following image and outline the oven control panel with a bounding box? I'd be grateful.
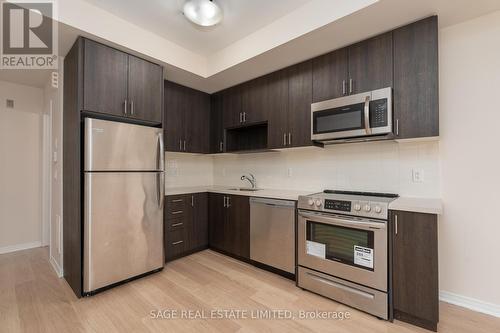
[324,199,351,212]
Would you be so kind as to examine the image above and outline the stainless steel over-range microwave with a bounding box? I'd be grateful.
[311,87,393,144]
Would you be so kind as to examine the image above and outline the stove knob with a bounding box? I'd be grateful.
[364,204,371,212]
[354,203,361,211]
[308,199,314,206]
[315,199,322,207]
[374,206,382,214]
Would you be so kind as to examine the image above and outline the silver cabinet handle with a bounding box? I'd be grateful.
[227,196,231,207]
[172,240,184,245]
[349,78,353,94]
[124,99,128,116]
[171,222,183,227]
[283,133,287,146]
[396,119,399,136]
[183,140,186,151]
[130,100,134,116]
[342,80,346,95]
[171,199,183,203]
[243,112,247,122]
[364,95,372,135]
[395,214,398,235]
[171,210,183,215]
[179,140,182,151]
[288,132,292,146]
[191,195,194,207]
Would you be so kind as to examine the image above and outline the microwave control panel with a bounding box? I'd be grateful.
[370,99,388,128]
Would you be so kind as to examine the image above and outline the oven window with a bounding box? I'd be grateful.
[313,103,364,134]
[306,221,374,271]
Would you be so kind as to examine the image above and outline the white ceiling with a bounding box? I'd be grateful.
[83,0,313,55]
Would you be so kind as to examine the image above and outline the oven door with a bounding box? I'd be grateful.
[298,210,387,292]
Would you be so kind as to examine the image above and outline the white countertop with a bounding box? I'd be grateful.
[165,185,314,201]
[389,197,443,215]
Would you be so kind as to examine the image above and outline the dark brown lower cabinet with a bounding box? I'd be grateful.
[208,193,250,260]
[390,210,439,331]
[164,193,208,262]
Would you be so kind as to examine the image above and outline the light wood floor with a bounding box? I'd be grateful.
[1,247,499,333]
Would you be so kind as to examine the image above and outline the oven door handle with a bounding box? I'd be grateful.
[364,95,372,135]
[298,211,385,230]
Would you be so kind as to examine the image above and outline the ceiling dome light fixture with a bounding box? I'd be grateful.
[183,0,223,27]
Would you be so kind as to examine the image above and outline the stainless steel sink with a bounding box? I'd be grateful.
[228,188,261,192]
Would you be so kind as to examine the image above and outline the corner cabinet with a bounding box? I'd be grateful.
[83,38,162,124]
[164,80,210,153]
[390,210,439,331]
[208,193,250,259]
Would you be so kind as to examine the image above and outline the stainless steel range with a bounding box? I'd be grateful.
[297,190,398,319]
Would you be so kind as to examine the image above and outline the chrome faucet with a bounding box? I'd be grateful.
[241,173,257,189]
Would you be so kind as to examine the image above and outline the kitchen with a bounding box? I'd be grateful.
[0,1,499,332]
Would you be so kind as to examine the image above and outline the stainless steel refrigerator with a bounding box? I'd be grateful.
[83,118,164,294]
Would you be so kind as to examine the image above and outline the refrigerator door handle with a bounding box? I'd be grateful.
[157,132,165,208]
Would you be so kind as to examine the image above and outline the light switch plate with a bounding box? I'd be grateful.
[287,167,293,178]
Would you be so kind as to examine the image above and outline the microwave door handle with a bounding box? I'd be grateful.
[364,95,372,135]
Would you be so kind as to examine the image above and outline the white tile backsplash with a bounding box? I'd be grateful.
[166,141,440,198]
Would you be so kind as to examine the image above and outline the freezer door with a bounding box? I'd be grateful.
[84,118,163,171]
[84,172,164,293]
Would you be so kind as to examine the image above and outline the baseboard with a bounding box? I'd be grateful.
[440,291,500,318]
[50,255,63,277]
[0,241,42,255]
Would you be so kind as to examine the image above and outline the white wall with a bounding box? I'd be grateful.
[0,81,44,253]
[212,142,440,197]
[438,10,500,310]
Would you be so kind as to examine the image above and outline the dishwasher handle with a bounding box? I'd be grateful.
[250,197,295,208]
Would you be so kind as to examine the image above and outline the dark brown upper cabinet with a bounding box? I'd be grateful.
[347,32,393,94]
[83,38,162,124]
[83,39,128,117]
[390,210,439,331]
[127,55,163,123]
[312,33,393,102]
[287,61,313,148]
[164,80,210,153]
[222,86,242,129]
[267,69,289,149]
[393,16,439,139]
[210,93,224,153]
[241,76,268,125]
[312,48,348,103]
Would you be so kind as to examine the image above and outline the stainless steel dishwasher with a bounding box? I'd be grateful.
[250,197,296,274]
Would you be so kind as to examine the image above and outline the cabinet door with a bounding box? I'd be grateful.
[312,48,348,103]
[267,69,289,149]
[391,210,438,331]
[393,16,439,139]
[210,94,224,153]
[288,61,313,148]
[164,81,186,152]
[185,89,210,153]
[127,55,163,124]
[241,76,268,125]
[208,193,227,252]
[227,195,250,259]
[191,193,208,249]
[83,39,128,116]
[348,32,393,94]
[222,86,242,128]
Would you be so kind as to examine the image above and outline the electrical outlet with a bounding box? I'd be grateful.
[287,167,293,178]
[412,169,424,183]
